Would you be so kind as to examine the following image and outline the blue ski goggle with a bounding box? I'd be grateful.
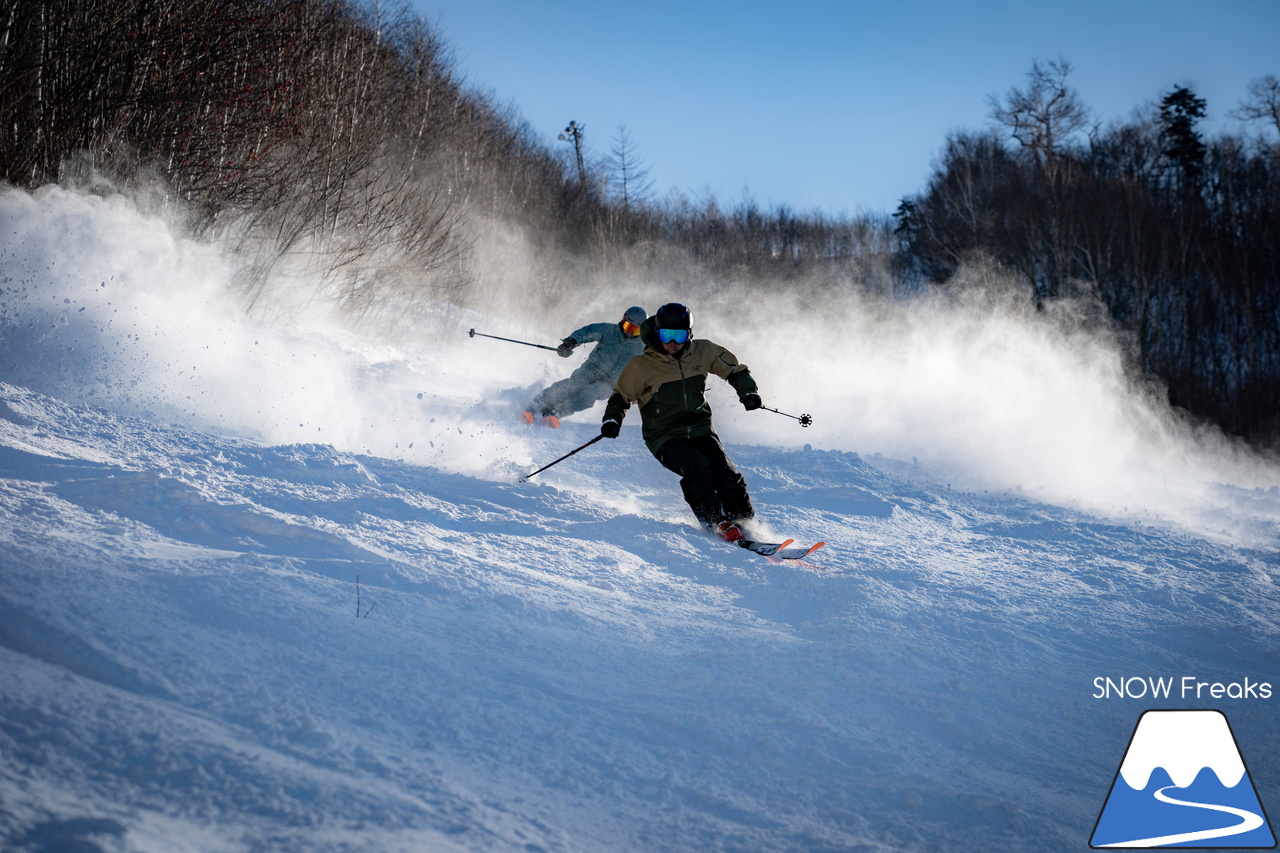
[657,328,690,345]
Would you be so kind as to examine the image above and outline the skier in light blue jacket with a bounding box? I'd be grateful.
[523,306,647,428]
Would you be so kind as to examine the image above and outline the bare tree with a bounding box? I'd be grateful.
[606,122,653,208]
[988,58,1090,175]
[1230,74,1280,137]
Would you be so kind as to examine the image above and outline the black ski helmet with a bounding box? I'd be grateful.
[655,302,691,331]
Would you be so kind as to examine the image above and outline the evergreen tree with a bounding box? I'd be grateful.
[1159,86,1208,189]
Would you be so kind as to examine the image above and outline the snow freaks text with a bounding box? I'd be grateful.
[1092,676,1273,700]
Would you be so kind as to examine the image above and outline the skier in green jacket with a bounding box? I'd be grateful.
[523,306,647,428]
[600,302,762,541]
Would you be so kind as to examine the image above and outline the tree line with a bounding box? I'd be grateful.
[1,0,570,317]
[0,0,881,300]
[1,1,1276,442]
[895,61,1280,442]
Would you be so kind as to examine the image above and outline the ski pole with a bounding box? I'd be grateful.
[761,406,813,427]
[520,434,605,482]
[468,328,558,352]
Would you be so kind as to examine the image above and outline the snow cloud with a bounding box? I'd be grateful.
[0,185,536,479]
[1,183,1276,538]
[695,267,1279,539]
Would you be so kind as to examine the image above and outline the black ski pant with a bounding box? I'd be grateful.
[654,434,754,528]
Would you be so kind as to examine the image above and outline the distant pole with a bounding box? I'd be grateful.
[558,120,586,185]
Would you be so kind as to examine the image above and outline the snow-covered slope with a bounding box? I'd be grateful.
[2,185,1279,852]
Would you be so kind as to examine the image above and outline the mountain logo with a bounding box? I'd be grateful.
[1091,710,1276,848]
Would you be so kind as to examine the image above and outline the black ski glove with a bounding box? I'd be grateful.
[557,337,577,357]
[741,392,762,411]
[600,419,620,439]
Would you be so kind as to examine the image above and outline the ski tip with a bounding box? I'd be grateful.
[769,541,828,561]
[794,541,827,559]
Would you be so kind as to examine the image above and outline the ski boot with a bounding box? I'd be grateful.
[716,521,744,543]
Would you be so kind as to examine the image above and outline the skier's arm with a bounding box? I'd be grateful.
[558,322,610,358]
[567,322,611,346]
[708,345,760,406]
[601,360,642,437]
[730,371,762,409]
[601,391,628,438]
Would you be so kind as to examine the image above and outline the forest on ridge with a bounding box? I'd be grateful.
[1,0,1277,442]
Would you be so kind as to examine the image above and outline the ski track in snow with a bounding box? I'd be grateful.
[2,378,1279,853]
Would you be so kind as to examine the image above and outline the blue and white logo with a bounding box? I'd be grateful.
[1091,710,1275,848]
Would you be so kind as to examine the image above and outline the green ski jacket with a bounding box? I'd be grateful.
[603,317,758,454]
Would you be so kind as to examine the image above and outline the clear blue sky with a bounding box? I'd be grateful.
[409,0,1279,217]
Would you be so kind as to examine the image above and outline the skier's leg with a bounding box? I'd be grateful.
[654,438,723,528]
[528,376,579,417]
[690,434,754,521]
[555,381,612,418]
